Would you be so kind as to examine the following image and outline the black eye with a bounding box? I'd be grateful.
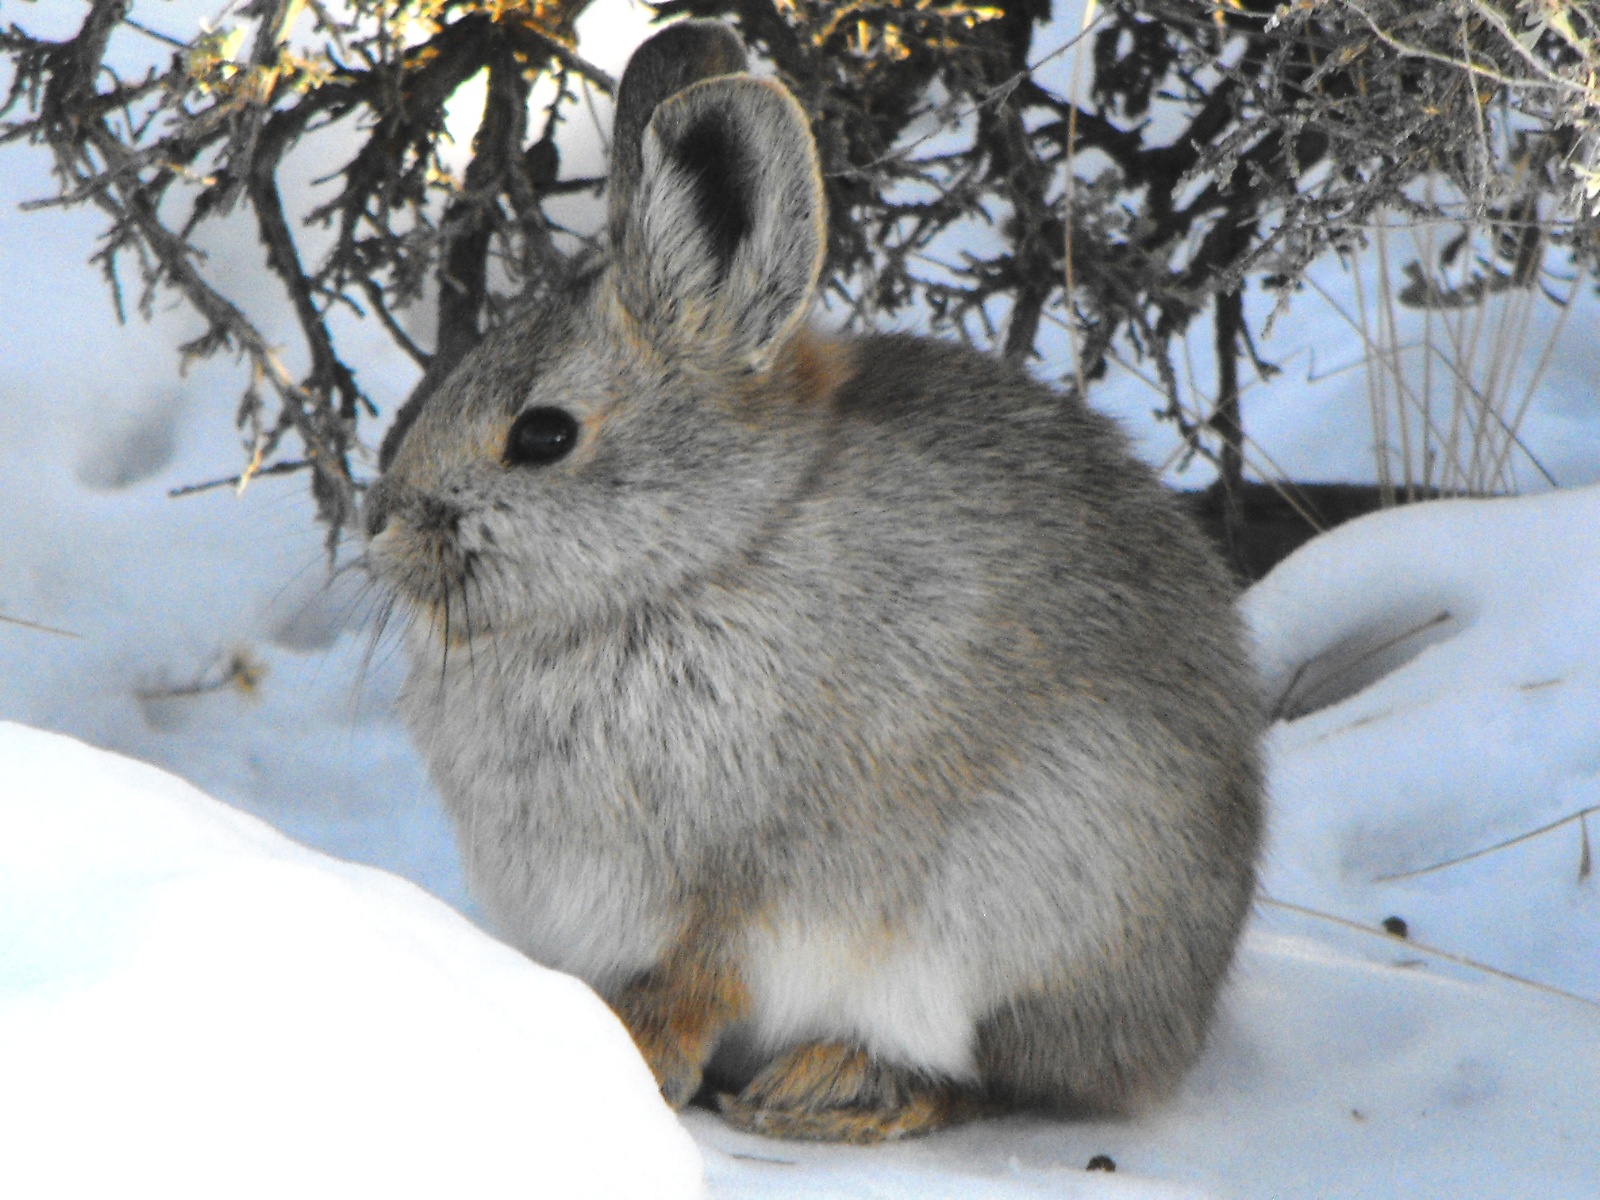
[504,407,579,467]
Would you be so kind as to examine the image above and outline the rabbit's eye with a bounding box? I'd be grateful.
[504,407,579,467]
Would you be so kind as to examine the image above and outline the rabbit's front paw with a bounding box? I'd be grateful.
[718,1042,983,1143]
[635,1030,707,1110]
[609,959,747,1111]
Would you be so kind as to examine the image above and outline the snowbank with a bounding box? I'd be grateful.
[0,723,703,1200]
[1245,486,1600,999]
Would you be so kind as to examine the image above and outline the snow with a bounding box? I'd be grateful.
[2,3,1599,1197]
[0,723,703,1200]
[1246,488,1600,1002]
[693,921,1600,1199]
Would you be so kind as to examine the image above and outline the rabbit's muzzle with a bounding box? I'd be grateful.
[362,485,479,617]
[364,479,464,542]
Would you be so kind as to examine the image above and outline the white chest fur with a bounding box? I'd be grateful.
[735,919,979,1080]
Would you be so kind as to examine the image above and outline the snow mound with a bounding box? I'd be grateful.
[0,723,703,1200]
[1243,486,1600,999]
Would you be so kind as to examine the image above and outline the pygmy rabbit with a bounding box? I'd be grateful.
[363,21,1265,1143]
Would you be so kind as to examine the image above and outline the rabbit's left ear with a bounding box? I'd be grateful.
[609,76,825,371]
[607,21,747,252]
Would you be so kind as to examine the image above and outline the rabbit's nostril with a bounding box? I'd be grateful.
[363,493,390,540]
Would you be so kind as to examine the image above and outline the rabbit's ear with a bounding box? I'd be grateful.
[607,22,748,253]
[610,76,825,370]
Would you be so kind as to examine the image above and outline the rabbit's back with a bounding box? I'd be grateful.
[775,331,1260,820]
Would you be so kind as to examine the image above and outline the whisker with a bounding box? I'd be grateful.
[355,589,400,708]
[329,565,381,636]
[437,574,453,702]
[469,560,507,681]
[459,558,481,685]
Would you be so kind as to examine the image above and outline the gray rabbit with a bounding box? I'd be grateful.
[362,21,1264,1143]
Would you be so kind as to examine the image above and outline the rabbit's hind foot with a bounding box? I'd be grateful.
[717,1042,983,1144]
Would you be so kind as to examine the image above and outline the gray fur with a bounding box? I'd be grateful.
[363,24,1264,1128]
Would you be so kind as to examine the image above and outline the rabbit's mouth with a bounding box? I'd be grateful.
[417,574,496,645]
[401,570,500,646]
[363,529,503,645]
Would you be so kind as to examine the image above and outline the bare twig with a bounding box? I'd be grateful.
[1373,805,1600,883]
[0,613,82,639]
[2,0,1595,548]
[1261,896,1600,1010]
